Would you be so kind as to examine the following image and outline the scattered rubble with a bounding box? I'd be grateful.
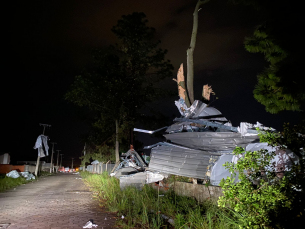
[134,98,299,186]
[6,170,20,178]
[111,98,298,189]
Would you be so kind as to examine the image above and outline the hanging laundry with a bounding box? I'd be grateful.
[33,135,49,157]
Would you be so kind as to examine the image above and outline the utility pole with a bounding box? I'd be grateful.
[60,154,63,168]
[50,142,56,173]
[71,158,74,171]
[82,143,86,171]
[35,123,51,177]
[56,150,61,172]
[40,123,51,135]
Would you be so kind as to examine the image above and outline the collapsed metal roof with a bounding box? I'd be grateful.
[135,98,269,183]
[164,132,258,151]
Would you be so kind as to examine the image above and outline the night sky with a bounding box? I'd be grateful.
[1,0,302,167]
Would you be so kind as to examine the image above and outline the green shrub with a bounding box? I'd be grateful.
[218,124,305,228]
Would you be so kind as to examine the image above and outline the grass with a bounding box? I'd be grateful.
[0,175,31,192]
[81,171,240,229]
[38,170,53,177]
[0,171,53,192]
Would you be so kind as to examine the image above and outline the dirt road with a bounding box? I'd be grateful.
[0,173,116,229]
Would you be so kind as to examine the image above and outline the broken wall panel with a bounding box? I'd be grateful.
[149,145,219,179]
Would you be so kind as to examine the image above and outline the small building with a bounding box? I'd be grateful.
[0,153,10,164]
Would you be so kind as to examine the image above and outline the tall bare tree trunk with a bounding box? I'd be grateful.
[115,119,120,162]
[187,0,210,105]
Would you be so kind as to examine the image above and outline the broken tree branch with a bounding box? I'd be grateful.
[174,63,191,107]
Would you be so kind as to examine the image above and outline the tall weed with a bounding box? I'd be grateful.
[81,171,239,228]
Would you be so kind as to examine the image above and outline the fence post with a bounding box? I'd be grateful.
[106,160,110,174]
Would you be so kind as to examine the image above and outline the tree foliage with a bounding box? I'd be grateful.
[80,145,115,165]
[236,0,305,113]
[218,123,305,228]
[66,12,173,161]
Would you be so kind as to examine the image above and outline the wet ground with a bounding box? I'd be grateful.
[0,173,116,229]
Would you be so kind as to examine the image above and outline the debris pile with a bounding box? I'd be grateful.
[135,99,298,186]
[6,170,35,180]
[110,147,167,190]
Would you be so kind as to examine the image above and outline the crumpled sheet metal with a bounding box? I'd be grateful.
[246,142,299,173]
[166,121,236,133]
[210,154,238,185]
[209,142,300,185]
[164,132,259,151]
[148,144,228,179]
[119,171,166,190]
[120,172,147,190]
[112,149,147,176]
[175,99,228,121]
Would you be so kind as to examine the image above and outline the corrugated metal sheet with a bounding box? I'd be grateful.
[164,132,259,151]
[149,144,231,179]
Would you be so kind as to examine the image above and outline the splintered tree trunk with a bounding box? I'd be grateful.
[115,119,119,162]
[176,63,191,107]
[187,0,210,105]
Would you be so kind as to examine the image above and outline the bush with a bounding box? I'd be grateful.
[218,124,305,228]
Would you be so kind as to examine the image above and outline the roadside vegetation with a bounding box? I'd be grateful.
[0,171,52,192]
[0,174,31,192]
[219,124,305,229]
[82,123,304,228]
[81,171,239,229]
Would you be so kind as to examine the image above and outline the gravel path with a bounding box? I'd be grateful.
[0,173,116,229]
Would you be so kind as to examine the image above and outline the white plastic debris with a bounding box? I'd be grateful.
[6,170,20,178]
[91,160,99,165]
[20,172,35,180]
[33,134,49,157]
[146,171,165,184]
[121,215,125,219]
[83,220,98,228]
[238,122,275,136]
